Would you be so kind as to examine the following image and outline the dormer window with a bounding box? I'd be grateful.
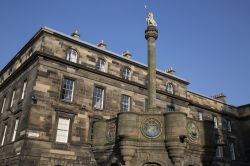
[96,58,106,72]
[66,48,78,63]
[123,67,131,80]
[166,83,174,94]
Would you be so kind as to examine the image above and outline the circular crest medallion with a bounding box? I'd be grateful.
[106,122,116,142]
[141,118,161,138]
[187,122,199,142]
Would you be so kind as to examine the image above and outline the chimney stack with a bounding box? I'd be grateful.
[165,67,176,75]
[122,50,132,59]
[71,30,80,39]
[211,93,226,103]
[97,40,107,49]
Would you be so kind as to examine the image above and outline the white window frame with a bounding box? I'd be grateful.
[56,117,70,143]
[166,83,174,94]
[93,87,104,110]
[1,124,7,146]
[198,111,203,121]
[96,58,106,72]
[12,118,19,142]
[61,79,74,102]
[227,120,232,132]
[21,80,27,100]
[121,95,131,112]
[123,67,131,80]
[213,116,218,128]
[1,97,6,113]
[229,142,236,160]
[10,89,16,108]
[66,48,78,63]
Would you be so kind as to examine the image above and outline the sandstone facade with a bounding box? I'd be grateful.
[0,27,249,166]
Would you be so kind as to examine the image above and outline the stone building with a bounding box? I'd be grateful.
[0,22,249,166]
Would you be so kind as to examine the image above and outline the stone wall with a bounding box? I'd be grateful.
[0,57,38,165]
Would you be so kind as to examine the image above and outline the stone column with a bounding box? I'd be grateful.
[145,25,158,112]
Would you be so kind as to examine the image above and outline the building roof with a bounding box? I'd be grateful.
[0,26,189,85]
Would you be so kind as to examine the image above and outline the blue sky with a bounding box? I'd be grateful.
[0,0,249,106]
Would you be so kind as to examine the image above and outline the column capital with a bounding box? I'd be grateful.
[145,25,158,40]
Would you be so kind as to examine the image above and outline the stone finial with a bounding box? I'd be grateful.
[71,30,80,39]
[211,93,226,103]
[165,67,176,75]
[122,50,132,59]
[97,40,107,49]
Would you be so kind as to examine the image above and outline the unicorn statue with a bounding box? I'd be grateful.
[146,12,157,27]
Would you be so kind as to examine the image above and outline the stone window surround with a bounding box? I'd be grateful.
[229,141,236,160]
[66,47,79,63]
[96,58,106,72]
[53,109,74,147]
[216,145,224,158]
[20,79,27,100]
[60,77,75,103]
[226,119,232,132]
[198,111,203,121]
[0,118,9,146]
[88,115,103,142]
[1,124,7,146]
[10,112,21,143]
[10,89,16,108]
[166,82,174,94]
[122,66,132,81]
[121,94,131,112]
[93,85,106,111]
[167,105,175,112]
[11,117,19,142]
[213,115,218,129]
[0,95,7,114]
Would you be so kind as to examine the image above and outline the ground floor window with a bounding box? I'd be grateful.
[56,118,70,143]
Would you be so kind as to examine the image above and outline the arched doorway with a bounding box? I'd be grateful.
[143,162,161,166]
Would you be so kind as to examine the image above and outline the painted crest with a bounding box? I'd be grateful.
[142,118,161,138]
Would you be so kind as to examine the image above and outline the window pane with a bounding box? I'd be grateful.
[227,120,231,132]
[166,83,174,94]
[123,68,131,80]
[12,118,19,142]
[1,125,7,146]
[94,87,104,110]
[213,116,218,128]
[21,81,27,100]
[10,90,16,107]
[121,95,131,112]
[61,79,74,101]
[67,49,77,63]
[198,112,203,121]
[1,97,6,113]
[230,143,236,160]
[96,59,105,72]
